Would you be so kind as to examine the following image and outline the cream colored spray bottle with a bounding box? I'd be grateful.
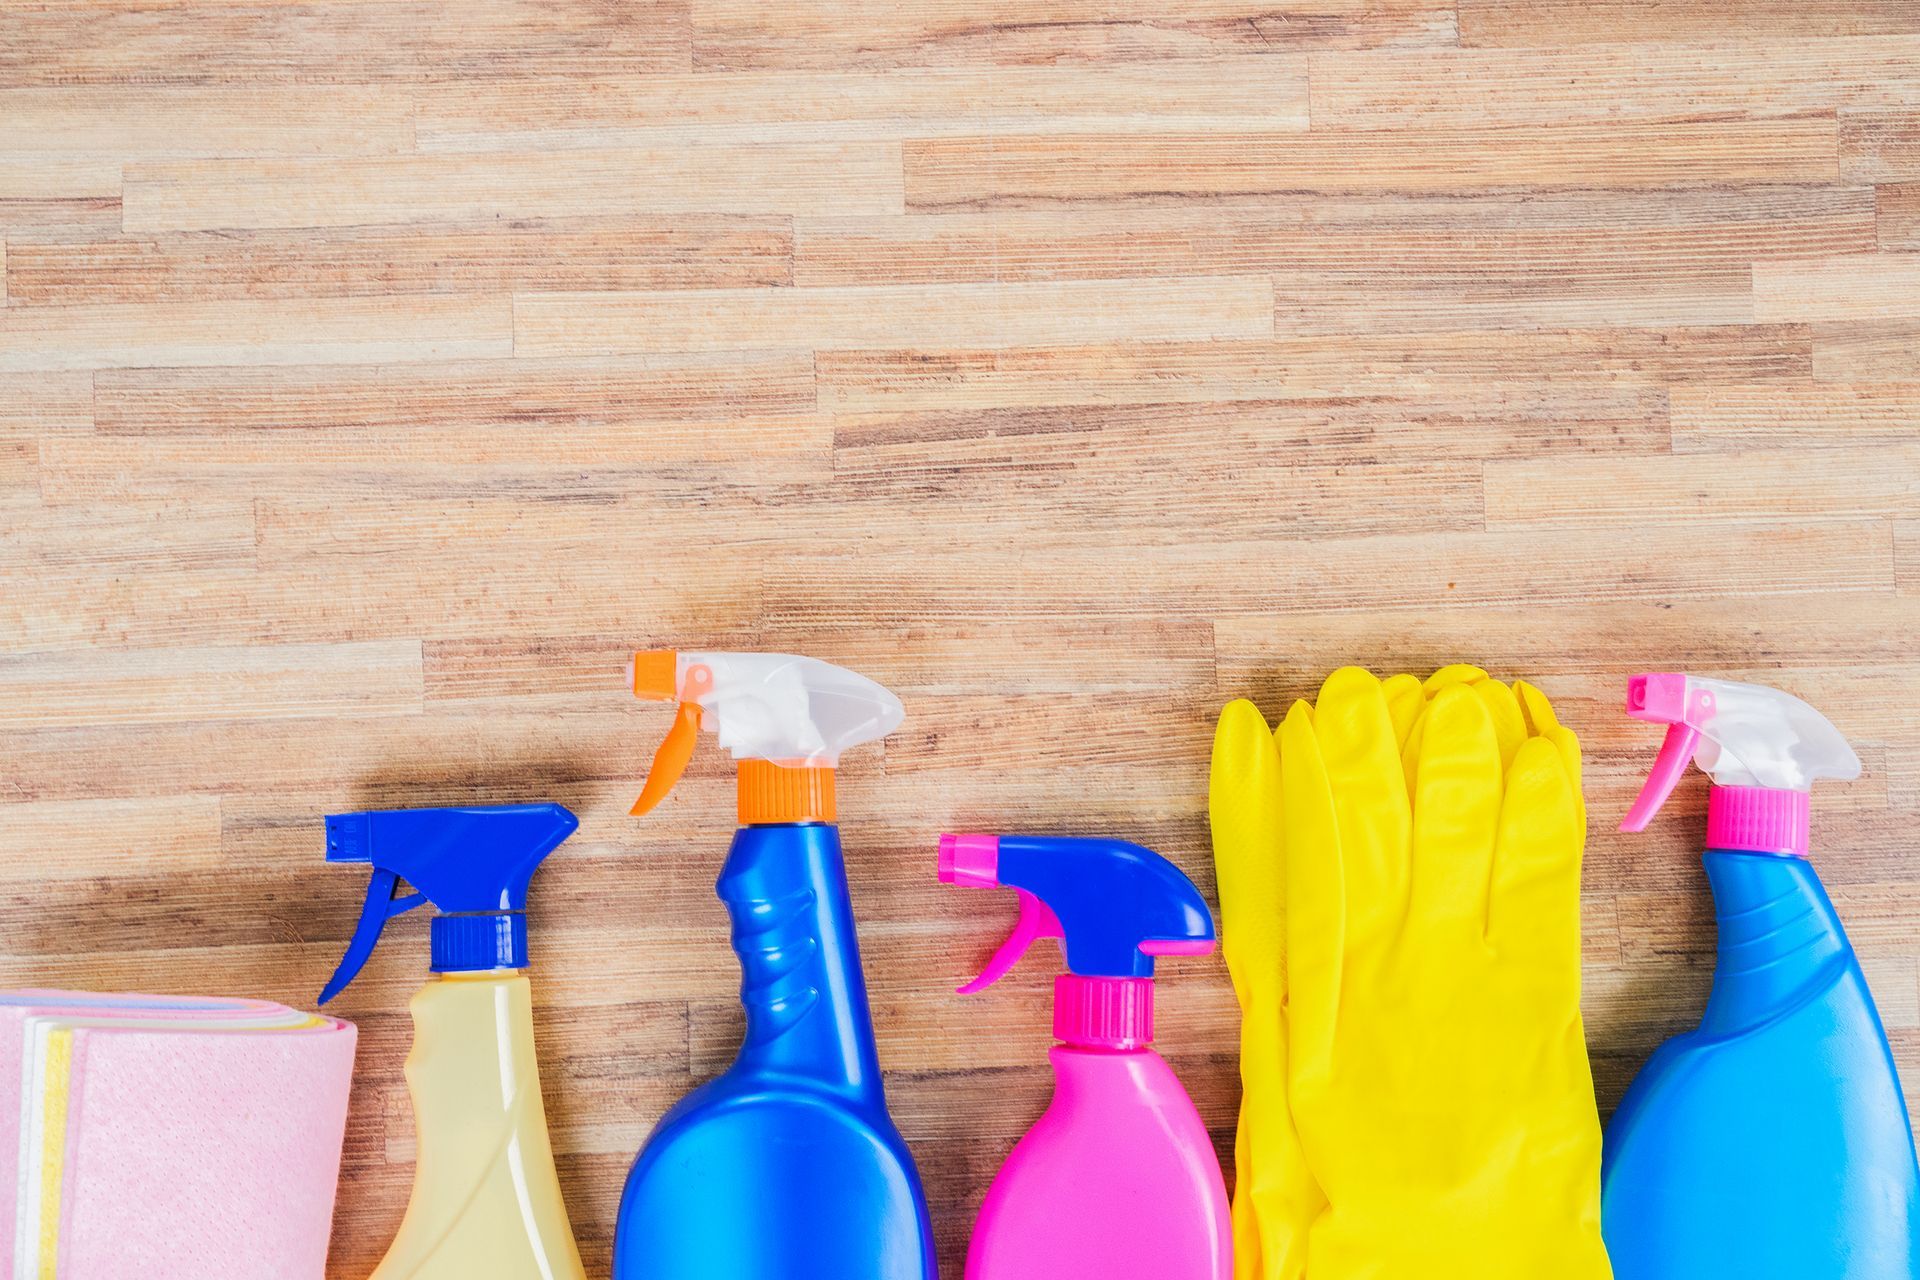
[318,803,586,1280]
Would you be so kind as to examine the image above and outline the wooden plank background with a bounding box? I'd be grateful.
[3,1,1919,1274]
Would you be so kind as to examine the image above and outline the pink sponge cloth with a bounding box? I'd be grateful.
[0,991,357,1279]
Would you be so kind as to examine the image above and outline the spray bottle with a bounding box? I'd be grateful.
[319,803,585,1280]
[612,651,936,1280]
[1606,673,1920,1278]
[938,832,1229,1280]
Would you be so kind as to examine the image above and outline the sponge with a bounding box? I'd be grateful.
[0,991,356,1279]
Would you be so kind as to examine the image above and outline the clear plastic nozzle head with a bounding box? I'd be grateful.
[629,651,904,816]
[1621,673,1860,833]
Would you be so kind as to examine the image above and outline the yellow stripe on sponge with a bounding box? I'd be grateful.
[39,1028,73,1280]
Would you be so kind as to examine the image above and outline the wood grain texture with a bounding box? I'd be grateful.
[1,4,1916,1276]
[1884,184,1920,249]
[1844,109,1920,183]
[123,145,908,231]
[6,220,798,304]
[903,120,1839,208]
[415,62,1311,149]
[687,0,1453,69]
[1459,0,1920,44]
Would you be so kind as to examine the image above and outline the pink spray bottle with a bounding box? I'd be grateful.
[938,833,1230,1280]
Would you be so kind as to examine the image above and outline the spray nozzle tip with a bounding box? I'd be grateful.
[1626,672,1694,725]
[324,813,372,863]
[631,650,679,701]
[938,833,1000,887]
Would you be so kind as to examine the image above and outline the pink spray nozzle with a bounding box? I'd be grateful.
[1626,672,1693,725]
[1621,672,1710,833]
[938,833,1001,889]
[941,833,1062,995]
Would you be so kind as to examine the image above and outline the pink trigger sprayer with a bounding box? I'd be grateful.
[938,832,1230,1280]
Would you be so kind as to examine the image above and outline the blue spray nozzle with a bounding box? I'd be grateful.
[937,834,1216,992]
[318,803,579,1005]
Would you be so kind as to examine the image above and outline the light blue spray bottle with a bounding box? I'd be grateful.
[1604,672,1920,1279]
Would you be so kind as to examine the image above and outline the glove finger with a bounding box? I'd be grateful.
[1309,667,1412,954]
[1516,680,1584,834]
[1278,699,1343,1094]
[1270,700,1339,1276]
[1399,696,1428,798]
[1243,998,1322,1280]
[1422,663,1489,695]
[1212,701,1320,1279]
[1487,733,1585,978]
[1211,699,1285,1003]
[1382,672,1426,751]
[1514,678,1560,736]
[1470,677,1528,771]
[1408,684,1505,938]
[1211,701,1277,1280]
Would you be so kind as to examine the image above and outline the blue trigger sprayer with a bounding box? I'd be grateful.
[319,803,587,1280]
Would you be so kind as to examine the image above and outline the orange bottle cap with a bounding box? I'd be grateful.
[738,760,836,825]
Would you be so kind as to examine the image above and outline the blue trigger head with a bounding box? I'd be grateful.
[938,833,1215,983]
[318,804,579,1004]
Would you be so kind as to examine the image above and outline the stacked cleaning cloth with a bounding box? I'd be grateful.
[1211,666,1612,1280]
[0,990,356,1280]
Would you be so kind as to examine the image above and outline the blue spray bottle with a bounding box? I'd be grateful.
[612,651,937,1280]
[1605,673,1920,1278]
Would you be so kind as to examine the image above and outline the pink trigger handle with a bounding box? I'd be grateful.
[1621,723,1700,832]
[958,891,1064,995]
[1620,673,1716,833]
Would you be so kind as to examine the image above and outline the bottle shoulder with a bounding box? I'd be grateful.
[996,1050,1224,1205]
[635,1077,916,1178]
[618,1085,933,1279]
[1601,988,1920,1278]
[972,1050,1229,1280]
[1608,960,1915,1167]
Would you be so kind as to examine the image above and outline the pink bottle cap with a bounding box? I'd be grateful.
[1707,785,1811,857]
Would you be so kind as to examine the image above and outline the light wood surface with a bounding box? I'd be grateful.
[3,2,1918,1274]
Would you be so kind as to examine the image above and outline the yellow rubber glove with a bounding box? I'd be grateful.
[1210,699,1321,1280]
[1211,674,1428,1279]
[1280,667,1610,1279]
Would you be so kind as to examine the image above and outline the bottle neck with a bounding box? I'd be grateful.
[1054,975,1154,1051]
[431,911,528,974]
[1700,848,1849,1036]
[431,967,525,983]
[721,822,886,1102]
